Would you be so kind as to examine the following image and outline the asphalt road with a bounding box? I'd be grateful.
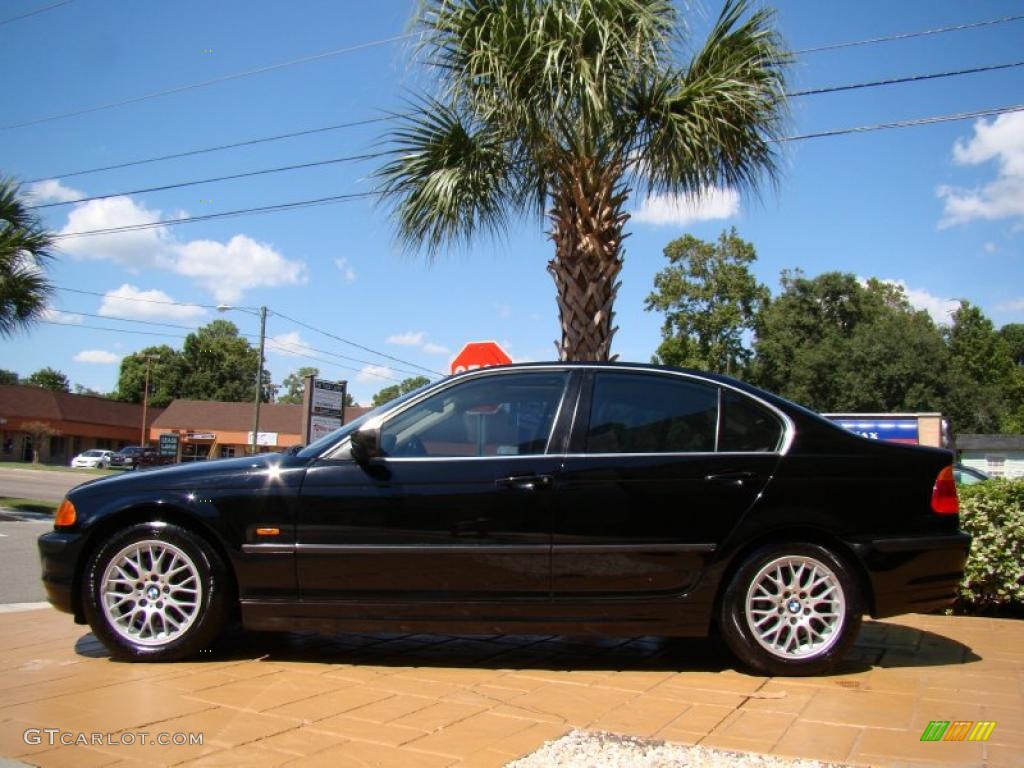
[0,519,50,603]
[0,467,102,502]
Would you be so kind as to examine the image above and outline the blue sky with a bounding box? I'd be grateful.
[2,0,1022,405]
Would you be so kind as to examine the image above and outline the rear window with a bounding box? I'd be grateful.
[719,390,783,452]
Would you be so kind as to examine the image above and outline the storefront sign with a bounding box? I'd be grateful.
[830,418,919,444]
[158,433,179,457]
[312,379,345,416]
[246,431,279,447]
[186,432,216,441]
[309,414,340,441]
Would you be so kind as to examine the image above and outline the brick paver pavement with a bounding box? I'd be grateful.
[0,608,1020,767]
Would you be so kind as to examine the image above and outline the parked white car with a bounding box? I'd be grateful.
[70,449,115,469]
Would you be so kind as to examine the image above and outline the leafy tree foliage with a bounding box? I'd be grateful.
[0,369,18,385]
[278,367,318,405]
[646,228,768,374]
[998,323,1024,367]
[24,367,70,392]
[114,321,269,406]
[115,346,184,408]
[750,272,949,412]
[1,177,54,337]
[371,376,431,407]
[943,302,1016,434]
[377,0,788,361]
[72,384,106,397]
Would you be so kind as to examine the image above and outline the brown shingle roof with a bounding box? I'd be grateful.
[151,400,373,434]
[0,385,161,428]
[153,400,303,434]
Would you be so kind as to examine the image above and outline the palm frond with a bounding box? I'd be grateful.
[0,176,54,337]
[374,97,520,258]
[631,0,790,197]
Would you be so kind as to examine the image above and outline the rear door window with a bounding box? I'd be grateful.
[718,390,784,452]
[585,372,718,454]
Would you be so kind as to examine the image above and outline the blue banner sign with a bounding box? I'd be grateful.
[830,418,919,444]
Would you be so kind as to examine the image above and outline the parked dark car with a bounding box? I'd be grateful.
[110,445,173,470]
[38,364,969,675]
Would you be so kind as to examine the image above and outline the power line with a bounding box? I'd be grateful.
[27,151,388,210]
[0,0,73,27]
[50,190,377,239]
[794,13,1024,55]
[780,102,1024,142]
[57,307,438,378]
[24,115,396,185]
[1,33,417,131]
[38,319,406,383]
[53,286,442,377]
[788,60,1024,98]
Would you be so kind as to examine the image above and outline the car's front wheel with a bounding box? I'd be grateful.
[719,543,862,676]
[82,522,230,661]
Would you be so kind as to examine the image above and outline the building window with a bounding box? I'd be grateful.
[986,455,1006,477]
[96,438,113,449]
[219,446,236,459]
[181,443,210,463]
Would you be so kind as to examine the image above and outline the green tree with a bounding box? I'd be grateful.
[178,320,268,403]
[1,177,54,337]
[21,420,59,464]
[645,228,768,374]
[0,369,18,385]
[371,376,431,407]
[278,367,320,405]
[115,346,182,408]
[73,384,105,397]
[377,0,788,361]
[943,302,1015,434]
[998,323,1024,367]
[751,272,949,412]
[24,366,70,392]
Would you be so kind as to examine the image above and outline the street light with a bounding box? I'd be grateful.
[217,304,268,455]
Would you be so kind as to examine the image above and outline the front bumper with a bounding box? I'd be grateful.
[850,532,971,618]
[38,530,88,621]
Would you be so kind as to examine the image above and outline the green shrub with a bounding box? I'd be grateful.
[956,478,1024,614]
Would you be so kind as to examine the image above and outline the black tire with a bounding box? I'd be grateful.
[719,542,862,676]
[82,522,230,661]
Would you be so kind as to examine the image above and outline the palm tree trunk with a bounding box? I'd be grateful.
[547,158,630,361]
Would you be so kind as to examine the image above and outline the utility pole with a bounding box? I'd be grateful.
[251,306,268,455]
[139,354,159,446]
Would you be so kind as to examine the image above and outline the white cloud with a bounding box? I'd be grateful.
[41,307,84,324]
[874,279,960,324]
[422,342,449,355]
[938,111,1024,227]
[73,349,120,364]
[335,257,356,283]
[98,284,206,321]
[357,364,394,383]
[23,179,83,204]
[984,242,998,254]
[56,196,307,302]
[632,187,740,226]
[996,298,1024,313]
[267,331,315,358]
[386,331,426,346]
[174,235,307,304]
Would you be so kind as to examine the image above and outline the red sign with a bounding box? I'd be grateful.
[450,341,512,374]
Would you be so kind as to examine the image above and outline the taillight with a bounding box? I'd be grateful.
[55,498,77,527]
[931,466,959,515]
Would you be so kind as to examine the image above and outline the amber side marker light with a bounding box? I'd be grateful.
[255,527,281,537]
[54,499,77,527]
[931,466,959,515]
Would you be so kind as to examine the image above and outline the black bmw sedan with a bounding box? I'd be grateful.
[38,363,970,675]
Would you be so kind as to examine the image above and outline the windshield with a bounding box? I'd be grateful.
[296,380,439,458]
[82,450,103,457]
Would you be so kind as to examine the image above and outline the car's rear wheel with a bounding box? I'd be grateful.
[82,522,230,661]
[720,543,861,676]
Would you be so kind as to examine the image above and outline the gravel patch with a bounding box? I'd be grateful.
[507,730,854,768]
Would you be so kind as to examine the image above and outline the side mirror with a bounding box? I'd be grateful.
[349,426,381,464]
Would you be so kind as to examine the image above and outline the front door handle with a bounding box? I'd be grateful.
[496,474,553,492]
[705,471,757,487]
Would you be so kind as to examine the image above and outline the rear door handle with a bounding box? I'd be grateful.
[496,474,553,492]
[705,471,757,487]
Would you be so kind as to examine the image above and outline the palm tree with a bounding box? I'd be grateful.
[377,0,788,360]
[0,177,55,337]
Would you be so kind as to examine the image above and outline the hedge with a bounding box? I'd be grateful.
[955,478,1024,614]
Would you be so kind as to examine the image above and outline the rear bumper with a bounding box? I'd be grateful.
[38,530,87,620]
[851,532,971,618]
